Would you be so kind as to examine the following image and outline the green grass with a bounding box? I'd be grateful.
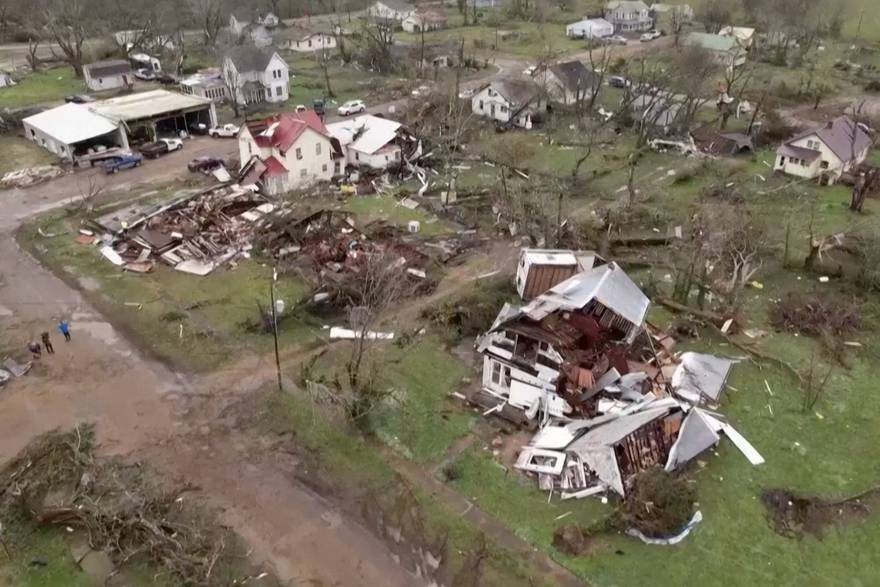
[343,194,453,237]
[0,135,56,176]
[19,198,320,372]
[0,67,86,109]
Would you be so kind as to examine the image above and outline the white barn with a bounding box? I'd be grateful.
[566,18,614,39]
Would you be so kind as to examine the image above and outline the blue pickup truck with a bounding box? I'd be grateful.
[104,153,143,174]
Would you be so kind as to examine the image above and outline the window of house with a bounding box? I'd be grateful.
[315,143,321,155]
[30,129,35,137]
[308,39,312,47]
[490,362,512,388]
[300,169,307,177]
[296,147,302,160]
[322,163,327,171]
[821,161,829,169]
[355,152,360,161]
[265,88,271,99]
[478,100,484,110]
[500,105,507,113]
[276,86,283,97]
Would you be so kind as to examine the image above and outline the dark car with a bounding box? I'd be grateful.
[187,156,225,173]
[104,153,143,174]
[155,72,178,85]
[65,94,95,104]
[608,76,630,89]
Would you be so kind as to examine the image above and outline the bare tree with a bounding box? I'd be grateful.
[357,19,396,73]
[42,0,90,77]
[699,0,731,34]
[316,49,335,98]
[801,350,833,412]
[669,5,686,47]
[187,0,224,46]
[77,175,105,214]
[338,252,414,423]
[26,36,42,72]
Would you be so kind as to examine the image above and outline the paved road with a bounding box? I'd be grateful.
[0,142,421,587]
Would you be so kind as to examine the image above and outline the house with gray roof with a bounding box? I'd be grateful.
[605,0,653,33]
[222,47,290,106]
[471,78,547,129]
[775,116,873,184]
[533,60,601,106]
[83,59,132,92]
[684,32,747,70]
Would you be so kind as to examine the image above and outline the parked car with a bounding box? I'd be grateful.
[65,94,94,104]
[608,76,630,88]
[187,156,225,173]
[605,35,628,45]
[189,122,209,135]
[640,30,661,42]
[134,68,156,81]
[209,123,240,138]
[312,99,325,117]
[155,72,177,85]
[104,153,143,174]
[337,100,366,116]
[139,138,183,159]
[295,104,308,112]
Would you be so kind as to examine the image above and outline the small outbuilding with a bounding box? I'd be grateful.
[566,18,614,39]
[90,89,217,142]
[83,59,133,92]
[22,103,128,162]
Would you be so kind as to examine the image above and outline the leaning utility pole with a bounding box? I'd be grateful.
[270,268,283,391]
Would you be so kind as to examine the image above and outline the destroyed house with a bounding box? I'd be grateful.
[479,263,651,418]
[516,248,605,301]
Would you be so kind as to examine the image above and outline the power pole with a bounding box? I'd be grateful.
[270,268,283,391]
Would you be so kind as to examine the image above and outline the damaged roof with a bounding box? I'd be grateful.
[522,263,650,328]
[327,114,402,155]
[484,78,544,106]
[546,61,601,94]
[246,110,332,151]
[781,116,872,164]
[225,46,281,72]
[671,352,736,403]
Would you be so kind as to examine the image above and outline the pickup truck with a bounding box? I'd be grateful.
[104,153,143,174]
[209,124,240,138]
[139,138,183,159]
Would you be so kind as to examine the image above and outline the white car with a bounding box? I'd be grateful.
[607,34,628,45]
[523,65,537,76]
[337,100,366,116]
[640,30,661,42]
[208,123,240,138]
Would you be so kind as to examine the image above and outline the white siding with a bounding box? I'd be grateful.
[287,34,337,52]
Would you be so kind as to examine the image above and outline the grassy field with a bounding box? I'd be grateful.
[0,134,56,176]
[0,67,85,109]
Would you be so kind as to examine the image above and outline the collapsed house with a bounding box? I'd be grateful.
[326,114,417,171]
[515,248,606,301]
[90,184,273,275]
[474,251,762,498]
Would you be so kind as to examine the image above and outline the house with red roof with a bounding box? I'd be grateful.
[238,110,342,195]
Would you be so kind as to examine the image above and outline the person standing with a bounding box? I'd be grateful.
[41,331,54,354]
[58,319,71,342]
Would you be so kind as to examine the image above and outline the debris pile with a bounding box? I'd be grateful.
[470,249,764,500]
[1,165,65,188]
[89,185,272,275]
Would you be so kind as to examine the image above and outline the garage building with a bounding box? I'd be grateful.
[22,103,128,162]
[90,89,217,143]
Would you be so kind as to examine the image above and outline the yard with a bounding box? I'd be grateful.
[0,67,86,109]
[0,134,56,176]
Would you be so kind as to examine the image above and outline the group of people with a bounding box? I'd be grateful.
[28,319,71,359]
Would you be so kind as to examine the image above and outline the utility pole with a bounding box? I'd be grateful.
[270,268,283,391]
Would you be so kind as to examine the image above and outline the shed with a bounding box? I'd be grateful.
[91,89,217,142]
[83,59,133,92]
[22,103,127,161]
[566,18,614,39]
[515,249,605,300]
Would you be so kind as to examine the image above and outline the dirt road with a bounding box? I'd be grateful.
[0,160,420,586]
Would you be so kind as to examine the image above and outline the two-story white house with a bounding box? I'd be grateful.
[238,111,342,195]
[222,47,290,106]
[605,0,653,32]
[368,0,415,23]
[471,79,547,130]
[775,116,872,184]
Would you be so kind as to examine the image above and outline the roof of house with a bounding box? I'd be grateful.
[518,262,650,328]
[671,352,736,402]
[225,46,281,72]
[685,32,739,52]
[23,103,119,145]
[484,78,544,106]
[246,110,331,152]
[326,114,402,155]
[407,7,447,22]
[263,155,288,176]
[84,59,132,78]
[607,1,650,13]
[719,26,756,41]
[547,61,601,94]
[784,116,873,164]
[375,0,415,12]
[90,89,212,122]
[567,17,613,28]
[691,126,754,156]
[777,143,821,162]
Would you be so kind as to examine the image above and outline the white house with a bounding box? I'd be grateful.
[684,32,747,70]
[228,11,274,46]
[402,8,447,33]
[533,61,601,106]
[368,0,415,23]
[566,18,614,39]
[279,27,337,52]
[327,114,405,171]
[179,71,229,102]
[238,111,341,195]
[605,0,653,32]
[83,60,133,92]
[775,116,872,183]
[471,79,547,129]
[719,26,756,49]
[223,47,289,106]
